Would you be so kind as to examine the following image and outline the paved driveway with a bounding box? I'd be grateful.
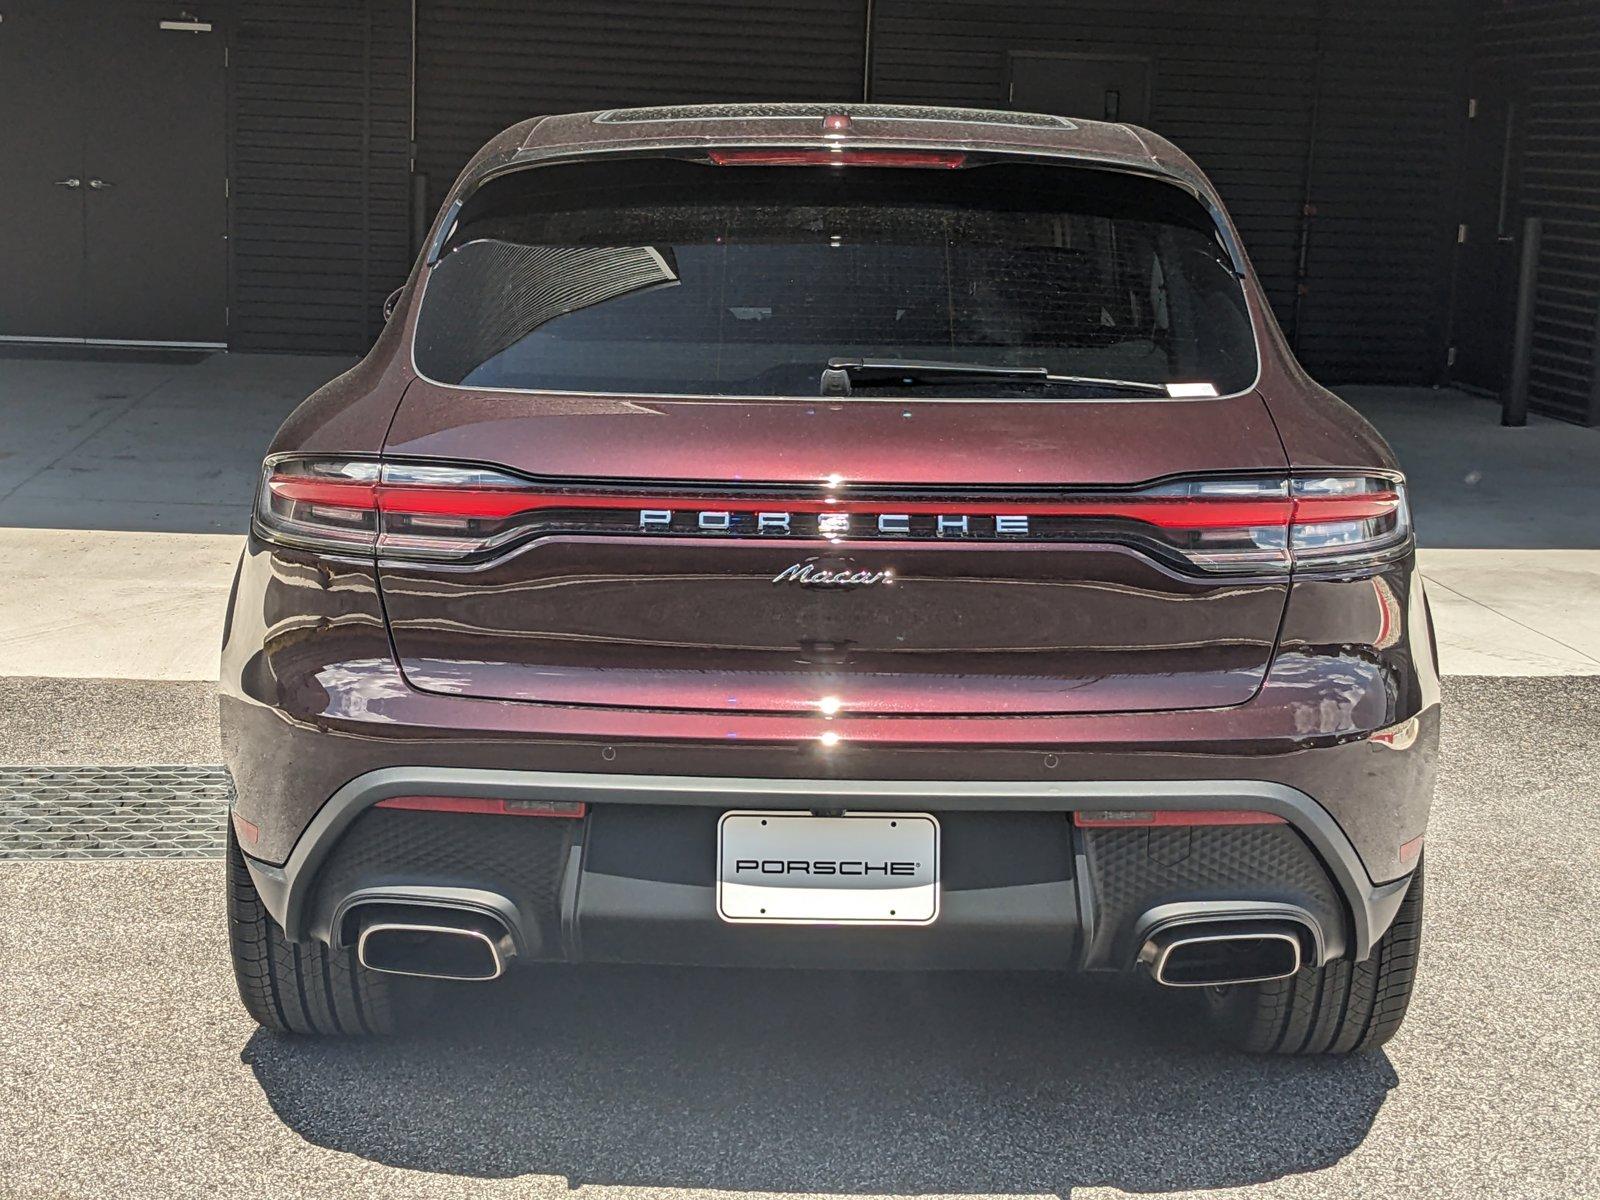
[2,677,1597,1199]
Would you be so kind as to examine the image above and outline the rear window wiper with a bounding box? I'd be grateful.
[822,358,1173,396]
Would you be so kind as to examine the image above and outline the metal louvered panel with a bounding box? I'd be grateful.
[867,0,1463,386]
[0,766,229,860]
[1478,0,1600,425]
[414,0,868,215]
[229,0,411,352]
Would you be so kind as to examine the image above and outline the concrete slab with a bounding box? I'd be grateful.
[0,352,353,534]
[0,529,239,680]
[0,358,181,495]
[1420,549,1600,675]
[1342,386,1600,550]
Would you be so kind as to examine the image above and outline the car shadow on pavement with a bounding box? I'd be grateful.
[244,963,1396,1195]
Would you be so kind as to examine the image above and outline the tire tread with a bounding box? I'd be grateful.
[226,827,397,1036]
[1209,859,1424,1055]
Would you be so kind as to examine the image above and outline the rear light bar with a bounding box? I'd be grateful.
[1073,810,1287,828]
[374,796,587,818]
[256,458,1410,574]
[707,147,967,169]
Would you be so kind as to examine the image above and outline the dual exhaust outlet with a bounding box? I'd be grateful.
[351,906,1309,988]
[1139,919,1307,987]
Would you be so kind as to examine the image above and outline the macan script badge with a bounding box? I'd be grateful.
[771,558,893,588]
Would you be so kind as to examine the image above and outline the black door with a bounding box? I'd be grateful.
[1449,78,1525,392]
[1008,53,1152,124]
[0,2,86,341]
[0,1,227,347]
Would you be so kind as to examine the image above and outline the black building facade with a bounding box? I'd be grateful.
[2,0,1595,423]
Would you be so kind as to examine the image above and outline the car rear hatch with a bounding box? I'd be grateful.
[375,149,1290,717]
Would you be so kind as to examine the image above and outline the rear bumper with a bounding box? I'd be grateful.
[242,767,1415,971]
[220,538,1441,887]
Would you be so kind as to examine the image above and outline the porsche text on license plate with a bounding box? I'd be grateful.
[716,811,940,925]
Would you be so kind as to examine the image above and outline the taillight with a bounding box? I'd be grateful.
[257,457,544,559]
[258,458,380,551]
[1133,473,1410,573]
[1135,477,1293,573]
[256,457,1410,573]
[1288,475,1411,566]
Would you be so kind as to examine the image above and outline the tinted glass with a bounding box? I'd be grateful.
[415,158,1258,397]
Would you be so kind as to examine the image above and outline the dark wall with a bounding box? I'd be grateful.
[229,0,410,352]
[226,0,867,352]
[870,3,1317,323]
[1478,0,1600,425]
[1294,3,1467,385]
[222,0,1600,422]
[868,0,1464,386]
[414,0,868,215]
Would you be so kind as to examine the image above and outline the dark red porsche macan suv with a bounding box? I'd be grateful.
[221,103,1437,1053]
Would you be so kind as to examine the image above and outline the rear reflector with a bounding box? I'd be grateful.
[1399,833,1425,864]
[707,148,967,169]
[232,812,261,846]
[1073,810,1287,828]
[1371,715,1421,749]
[374,796,587,819]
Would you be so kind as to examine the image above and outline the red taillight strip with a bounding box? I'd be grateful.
[267,477,379,508]
[707,148,967,168]
[1291,494,1401,524]
[374,796,587,818]
[378,491,1302,528]
[1073,809,1287,828]
[268,474,1397,533]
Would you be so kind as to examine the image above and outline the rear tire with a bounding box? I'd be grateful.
[226,825,401,1036]
[1205,858,1424,1054]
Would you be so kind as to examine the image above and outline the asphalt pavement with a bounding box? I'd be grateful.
[2,676,1598,1199]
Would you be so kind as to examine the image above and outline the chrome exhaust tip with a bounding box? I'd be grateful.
[1140,920,1304,987]
[356,911,513,982]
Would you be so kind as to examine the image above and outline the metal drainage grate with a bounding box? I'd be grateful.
[0,765,230,860]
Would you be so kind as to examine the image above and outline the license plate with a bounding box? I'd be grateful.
[716,811,940,925]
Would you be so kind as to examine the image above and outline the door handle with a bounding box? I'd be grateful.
[53,177,82,189]
[87,179,114,190]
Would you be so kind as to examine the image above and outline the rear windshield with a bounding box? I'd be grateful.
[414,157,1258,398]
